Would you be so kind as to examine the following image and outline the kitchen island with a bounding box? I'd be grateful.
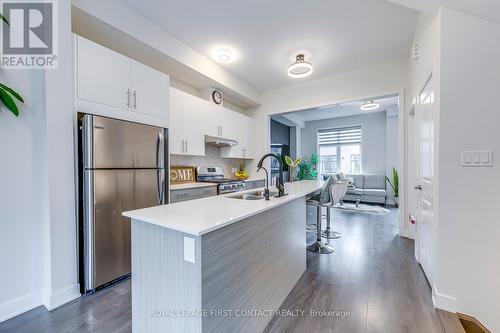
[123,180,322,333]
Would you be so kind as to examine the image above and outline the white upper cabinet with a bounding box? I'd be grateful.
[77,36,131,110]
[130,61,169,120]
[220,109,254,159]
[75,35,169,127]
[204,102,225,137]
[169,88,205,156]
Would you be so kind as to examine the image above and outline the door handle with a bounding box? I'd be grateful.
[126,89,130,108]
[414,185,422,191]
[156,133,165,204]
[133,90,137,109]
[186,140,188,153]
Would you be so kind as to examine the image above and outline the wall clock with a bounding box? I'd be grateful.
[212,90,223,105]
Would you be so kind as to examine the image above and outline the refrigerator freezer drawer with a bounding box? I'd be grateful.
[84,168,165,291]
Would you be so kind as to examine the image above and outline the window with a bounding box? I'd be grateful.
[317,126,362,176]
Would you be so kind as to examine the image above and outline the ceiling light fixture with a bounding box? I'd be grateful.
[287,54,313,78]
[360,100,380,111]
[214,48,234,63]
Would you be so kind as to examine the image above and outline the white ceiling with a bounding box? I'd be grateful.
[119,0,418,92]
[276,95,399,123]
[390,0,500,25]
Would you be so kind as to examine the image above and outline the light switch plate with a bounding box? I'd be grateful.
[461,150,493,167]
[183,237,196,264]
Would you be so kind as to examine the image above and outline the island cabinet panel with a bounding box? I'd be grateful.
[130,197,307,333]
[201,198,306,333]
[131,221,202,333]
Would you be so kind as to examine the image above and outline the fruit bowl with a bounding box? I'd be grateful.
[234,173,249,180]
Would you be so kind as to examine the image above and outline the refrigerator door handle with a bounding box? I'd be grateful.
[156,131,165,204]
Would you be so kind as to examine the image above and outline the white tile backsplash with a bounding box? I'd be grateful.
[170,145,243,178]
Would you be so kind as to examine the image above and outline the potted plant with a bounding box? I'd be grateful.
[386,167,399,207]
[234,161,249,180]
[296,153,319,180]
[0,13,24,117]
[284,156,302,182]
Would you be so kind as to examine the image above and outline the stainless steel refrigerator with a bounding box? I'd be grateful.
[78,114,168,293]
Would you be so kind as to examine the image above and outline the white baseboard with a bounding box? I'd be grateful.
[0,290,44,323]
[432,287,457,313]
[43,284,81,311]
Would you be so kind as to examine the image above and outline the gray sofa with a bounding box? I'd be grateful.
[324,173,387,204]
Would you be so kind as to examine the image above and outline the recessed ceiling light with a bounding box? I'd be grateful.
[214,48,234,63]
[288,54,313,78]
[361,100,380,111]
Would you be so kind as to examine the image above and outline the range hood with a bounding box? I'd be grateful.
[205,135,238,147]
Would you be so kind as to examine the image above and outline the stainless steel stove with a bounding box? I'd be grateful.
[197,166,245,194]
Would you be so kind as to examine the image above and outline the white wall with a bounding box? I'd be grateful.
[300,112,388,175]
[434,8,500,332]
[0,70,46,322]
[0,1,79,322]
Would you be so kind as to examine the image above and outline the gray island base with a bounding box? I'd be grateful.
[131,197,306,332]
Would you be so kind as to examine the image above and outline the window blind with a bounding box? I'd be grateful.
[317,126,362,145]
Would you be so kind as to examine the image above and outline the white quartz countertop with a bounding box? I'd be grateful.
[170,182,217,190]
[123,180,323,236]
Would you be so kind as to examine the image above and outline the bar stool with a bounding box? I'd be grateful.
[306,201,334,254]
[321,181,348,240]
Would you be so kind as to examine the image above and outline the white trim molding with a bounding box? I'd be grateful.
[432,287,457,313]
[43,284,81,311]
[0,290,44,323]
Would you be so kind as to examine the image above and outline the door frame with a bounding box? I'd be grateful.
[264,88,410,238]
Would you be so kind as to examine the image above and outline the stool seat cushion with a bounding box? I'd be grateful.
[313,176,337,203]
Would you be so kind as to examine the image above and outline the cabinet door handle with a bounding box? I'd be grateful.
[185,140,188,153]
[126,89,130,108]
[181,140,185,153]
[133,90,137,109]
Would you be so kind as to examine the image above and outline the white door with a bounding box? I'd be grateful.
[77,36,131,110]
[130,61,169,120]
[415,76,435,282]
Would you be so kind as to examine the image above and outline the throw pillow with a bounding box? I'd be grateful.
[347,177,355,187]
[337,172,347,181]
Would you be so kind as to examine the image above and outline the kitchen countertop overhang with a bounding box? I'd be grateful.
[123,180,323,236]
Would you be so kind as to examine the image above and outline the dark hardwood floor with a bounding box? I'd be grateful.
[0,208,444,333]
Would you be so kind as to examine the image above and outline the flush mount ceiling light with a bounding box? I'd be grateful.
[287,54,313,78]
[214,48,234,63]
[360,100,380,111]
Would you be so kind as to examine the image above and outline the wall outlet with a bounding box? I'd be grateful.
[461,150,493,167]
[183,237,196,264]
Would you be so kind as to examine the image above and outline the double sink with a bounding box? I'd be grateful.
[227,190,278,200]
